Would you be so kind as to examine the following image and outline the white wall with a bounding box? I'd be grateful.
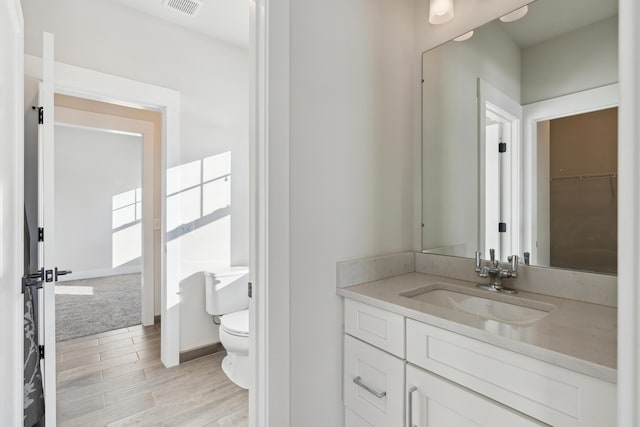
[274,0,535,425]
[288,0,415,425]
[422,22,521,256]
[521,16,618,104]
[54,125,142,277]
[23,0,249,352]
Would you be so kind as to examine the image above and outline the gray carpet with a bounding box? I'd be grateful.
[55,273,141,342]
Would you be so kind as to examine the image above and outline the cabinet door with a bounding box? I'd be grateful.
[344,335,404,427]
[406,319,615,426]
[406,364,546,427]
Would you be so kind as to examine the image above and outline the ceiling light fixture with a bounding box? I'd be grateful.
[429,0,454,25]
[453,31,474,42]
[500,5,528,23]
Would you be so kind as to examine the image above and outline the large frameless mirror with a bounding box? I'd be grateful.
[421,0,618,274]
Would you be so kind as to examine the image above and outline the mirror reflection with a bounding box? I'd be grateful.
[421,0,618,274]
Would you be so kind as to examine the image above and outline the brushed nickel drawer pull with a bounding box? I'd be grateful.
[353,376,386,398]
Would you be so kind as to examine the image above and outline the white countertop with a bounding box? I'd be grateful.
[337,272,617,383]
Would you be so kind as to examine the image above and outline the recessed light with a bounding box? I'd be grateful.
[500,6,528,23]
[453,31,474,42]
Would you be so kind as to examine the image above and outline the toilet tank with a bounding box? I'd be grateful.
[205,266,249,316]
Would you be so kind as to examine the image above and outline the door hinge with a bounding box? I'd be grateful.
[248,282,253,298]
[45,269,54,283]
[38,227,44,242]
[32,106,44,125]
[498,142,507,153]
[498,222,507,233]
[39,345,45,360]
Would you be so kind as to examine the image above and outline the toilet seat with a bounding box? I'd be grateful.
[221,309,249,337]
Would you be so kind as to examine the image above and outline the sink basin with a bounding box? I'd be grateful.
[400,283,555,326]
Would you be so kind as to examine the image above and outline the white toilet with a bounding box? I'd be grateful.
[205,267,250,389]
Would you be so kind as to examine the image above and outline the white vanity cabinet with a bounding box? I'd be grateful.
[406,320,616,427]
[343,299,616,427]
[343,335,404,427]
[406,364,544,426]
[343,300,405,426]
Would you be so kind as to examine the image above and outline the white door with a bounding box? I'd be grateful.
[406,364,544,427]
[0,0,26,424]
[38,31,68,426]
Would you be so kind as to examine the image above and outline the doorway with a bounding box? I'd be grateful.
[53,123,144,341]
[522,84,619,268]
[538,107,618,273]
[483,103,520,261]
[478,79,523,263]
[52,94,162,333]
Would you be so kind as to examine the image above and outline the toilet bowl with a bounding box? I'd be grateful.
[219,309,249,389]
[204,267,250,389]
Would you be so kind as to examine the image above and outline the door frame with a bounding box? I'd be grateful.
[54,107,156,326]
[619,0,640,423]
[477,78,522,262]
[250,0,290,425]
[521,83,619,266]
[1,0,24,424]
[24,55,182,368]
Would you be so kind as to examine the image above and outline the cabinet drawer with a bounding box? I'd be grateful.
[344,335,404,427]
[345,408,374,427]
[344,299,405,357]
[406,320,616,427]
[407,364,545,426]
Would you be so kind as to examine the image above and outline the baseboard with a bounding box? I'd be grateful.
[179,342,224,364]
[57,265,142,282]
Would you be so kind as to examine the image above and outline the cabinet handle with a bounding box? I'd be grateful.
[353,376,386,398]
[408,386,418,427]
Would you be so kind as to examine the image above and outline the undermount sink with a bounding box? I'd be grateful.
[399,283,555,326]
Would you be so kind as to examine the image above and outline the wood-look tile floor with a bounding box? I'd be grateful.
[56,324,248,427]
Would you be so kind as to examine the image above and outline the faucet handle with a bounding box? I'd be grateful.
[490,248,498,266]
[508,255,518,276]
[475,251,481,272]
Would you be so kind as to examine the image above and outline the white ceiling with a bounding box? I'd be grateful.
[110,0,616,53]
[109,0,249,48]
[501,0,618,47]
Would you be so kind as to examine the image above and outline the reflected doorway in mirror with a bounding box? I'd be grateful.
[478,79,522,263]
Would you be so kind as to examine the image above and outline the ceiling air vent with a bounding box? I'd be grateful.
[164,0,203,16]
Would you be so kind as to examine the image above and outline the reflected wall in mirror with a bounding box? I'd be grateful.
[421,0,618,274]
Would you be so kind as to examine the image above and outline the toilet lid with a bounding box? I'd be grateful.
[207,266,249,279]
[221,309,249,337]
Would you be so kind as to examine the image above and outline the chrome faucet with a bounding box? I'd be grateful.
[475,249,518,294]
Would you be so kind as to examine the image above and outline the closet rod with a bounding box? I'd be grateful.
[550,172,617,181]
